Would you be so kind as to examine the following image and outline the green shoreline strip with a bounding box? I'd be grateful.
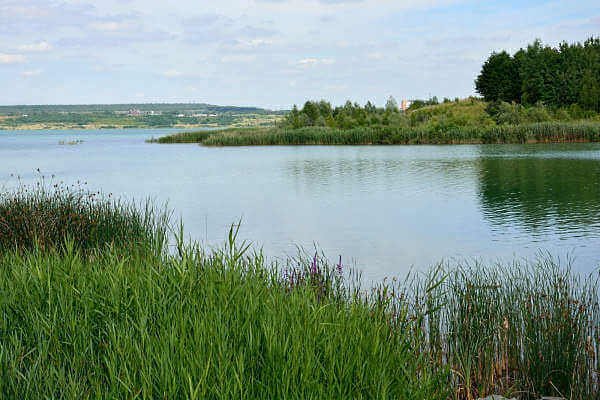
[152,121,600,146]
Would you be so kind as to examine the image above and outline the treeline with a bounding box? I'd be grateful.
[283,96,463,129]
[476,37,600,111]
[283,97,407,129]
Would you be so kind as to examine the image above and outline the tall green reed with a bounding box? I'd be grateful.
[0,179,169,255]
[153,121,600,146]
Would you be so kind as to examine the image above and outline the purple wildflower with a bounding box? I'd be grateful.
[336,255,343,275]
[310,253,318,275]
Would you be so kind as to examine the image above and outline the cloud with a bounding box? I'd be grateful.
[163,69,183,78]
[20,69,42,77]
[18,41,52,52]
[297,57,335,67]
[0,53,26,64]
[182,13,278,46]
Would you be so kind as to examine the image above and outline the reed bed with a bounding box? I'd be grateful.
[0,187,598,399]
[148,130,216,144]
[410,259,600,399]
[0,226,448,399]
[155,122,600,146]
[0,181,168,255]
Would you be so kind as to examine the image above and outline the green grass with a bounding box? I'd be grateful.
[0,186,599,399]
[155,121,600,146]
[418,259,600,399]
[148,130,217,144]
[0,230,448,399]
[0,181,168,255]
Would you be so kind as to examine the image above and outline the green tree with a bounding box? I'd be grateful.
[475,51,521,103]
[579,69,600,112]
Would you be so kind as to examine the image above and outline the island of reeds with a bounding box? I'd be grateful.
[153,37,600,146]
[1,182,599,399]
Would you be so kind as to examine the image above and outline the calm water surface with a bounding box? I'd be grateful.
[1,129,599,281]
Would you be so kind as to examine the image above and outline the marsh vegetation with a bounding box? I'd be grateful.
[0,184,598,399]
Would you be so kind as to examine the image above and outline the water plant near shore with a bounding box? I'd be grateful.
[154,121,600,146]
[0,185,598,399]
[148,130,216,144]
[0,179,168,255]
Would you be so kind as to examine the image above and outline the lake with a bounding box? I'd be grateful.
[1,128,599,281]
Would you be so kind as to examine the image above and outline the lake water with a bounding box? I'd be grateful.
[1,129,600,281]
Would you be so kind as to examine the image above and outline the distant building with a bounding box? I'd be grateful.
[400,100,412,112]
[128,108,142,116]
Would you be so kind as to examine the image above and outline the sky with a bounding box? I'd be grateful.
[0,0,598,109]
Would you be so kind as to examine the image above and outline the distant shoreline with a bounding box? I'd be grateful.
[0,124,223,131]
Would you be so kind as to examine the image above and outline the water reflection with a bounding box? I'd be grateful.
[478,146,600,239]
[284,149,478,197]
[1,132,599,277]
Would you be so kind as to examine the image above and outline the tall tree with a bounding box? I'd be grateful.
[475,51,521,103]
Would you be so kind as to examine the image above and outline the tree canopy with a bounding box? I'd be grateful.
[475,37,600,111]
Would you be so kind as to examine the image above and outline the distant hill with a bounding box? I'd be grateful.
[0,103,285,116]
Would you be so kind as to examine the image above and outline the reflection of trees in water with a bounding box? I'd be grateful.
[478,156,600,232]
[285,157,477,193]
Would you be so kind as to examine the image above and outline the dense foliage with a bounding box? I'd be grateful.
[283,97,404,129]
[476,37,600,111]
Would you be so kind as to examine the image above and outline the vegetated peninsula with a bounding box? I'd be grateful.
[155,37,600,146]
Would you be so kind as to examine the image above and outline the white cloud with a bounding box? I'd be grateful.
[18,41,52,52]
[297,57,335,67]
[0,53,26,64]
[20,69,42,77]
[163,69,183,77]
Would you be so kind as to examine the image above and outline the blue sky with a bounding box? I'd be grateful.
[0,0,598,109]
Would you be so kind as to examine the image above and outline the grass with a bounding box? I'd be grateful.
[154,121,600,146]
[418,259,600,399]
[0,185,599,399]
[0,180,167,255]
[148,130,217,144]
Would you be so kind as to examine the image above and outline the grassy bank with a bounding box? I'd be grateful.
[153,121,600,146]
[151,98,600,146]
[1,186,599,399]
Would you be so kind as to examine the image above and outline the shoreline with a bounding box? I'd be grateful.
[150,122,600,146]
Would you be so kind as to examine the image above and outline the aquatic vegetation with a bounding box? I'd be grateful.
[147,130,216,143]
[416,259,600,399]
[58,139,84,145]
[0,187,598,399]
[183,121,600,146]
[0,180,168,255]
[0,224,448,399]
